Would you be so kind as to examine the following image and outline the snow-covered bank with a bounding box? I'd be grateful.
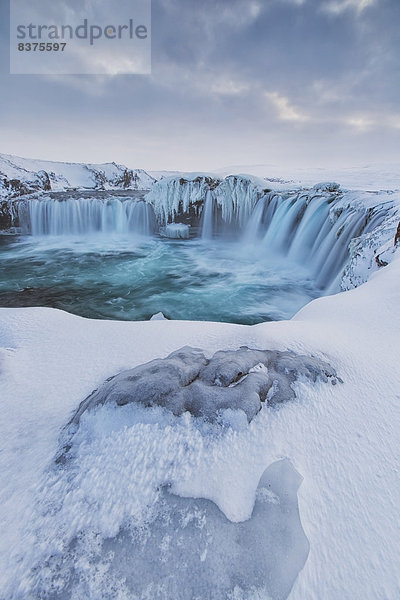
[0,252,400,598]
[212,162,400,192]
[0,153,155,199]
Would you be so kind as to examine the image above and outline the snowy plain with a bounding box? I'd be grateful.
[0,251,400,598]
[212,162,400,192]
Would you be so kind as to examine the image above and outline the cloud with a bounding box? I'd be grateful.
[210,78,249,97]
[346,115,376,130]
[0,0,399,170]
[265,92,309,122]
[323,0,375,14]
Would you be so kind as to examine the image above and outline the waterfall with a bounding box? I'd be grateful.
[201,191,214,239]
[18,197,155,236]
[12,180,391,294]
[145,174,263,228]
[243,191,387,291]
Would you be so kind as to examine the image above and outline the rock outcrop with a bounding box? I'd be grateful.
[63,346,340,430]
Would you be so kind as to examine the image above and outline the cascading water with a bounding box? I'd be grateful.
[1,177,395,324]
[241,191,387,291]
[201,191,214,239]
[17,196,155,236]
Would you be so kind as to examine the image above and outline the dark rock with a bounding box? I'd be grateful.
[394,221,400,246]
[0,200,12,229]
[375,254,389,268]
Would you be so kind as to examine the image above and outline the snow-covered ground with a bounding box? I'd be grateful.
[1,153,400,597]
[212,163,400,192]
[3,152,399,202]
[0,153,155,197]
[0,249,399,598]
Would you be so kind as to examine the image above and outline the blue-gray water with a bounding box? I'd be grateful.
[0,233,318,324]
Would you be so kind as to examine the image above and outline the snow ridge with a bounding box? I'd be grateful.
[0,153,155,198]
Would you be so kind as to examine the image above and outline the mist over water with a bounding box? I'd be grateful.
[0,233,318,324]
[0,186,386,323]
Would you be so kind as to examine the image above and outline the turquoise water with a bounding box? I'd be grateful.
[0,233,319,324]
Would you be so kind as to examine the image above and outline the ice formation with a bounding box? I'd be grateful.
[145,175,218,225]
[59,345,339,458]
[29,460,309,600]
[162,222,190,239]
[214,175,266,227]
[144,174,264,227]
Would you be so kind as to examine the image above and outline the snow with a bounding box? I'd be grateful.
[0,153,155,196]
[342,209,400,290]
[213,163,400,192]
[34,458,308,600]
[150,311,167,321]
[1,247,400,597]
[1,155,400,597]
[162,222,191,239]
[59,346,338,440]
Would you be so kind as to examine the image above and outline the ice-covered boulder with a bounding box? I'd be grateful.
[162,223,190,239]
[150,311,168,320]
[312,182,341,193]
[64,346,340,436]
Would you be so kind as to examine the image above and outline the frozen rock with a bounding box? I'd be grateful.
[64,346,340,435]
[341,211,400,290]
[312,182,341,192]
[150,311,168,321]
[162,223,190,239]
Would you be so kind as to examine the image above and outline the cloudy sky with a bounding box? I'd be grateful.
[0,0,399,171]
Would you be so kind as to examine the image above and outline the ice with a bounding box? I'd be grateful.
[242,187,397,290]
[27,460,308,600]
[145,174,264,228]
[56,345,339,465]
[341,210,400,290]
[150,312,167,321]
[311,182,341,192]
[162,223,190,239]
